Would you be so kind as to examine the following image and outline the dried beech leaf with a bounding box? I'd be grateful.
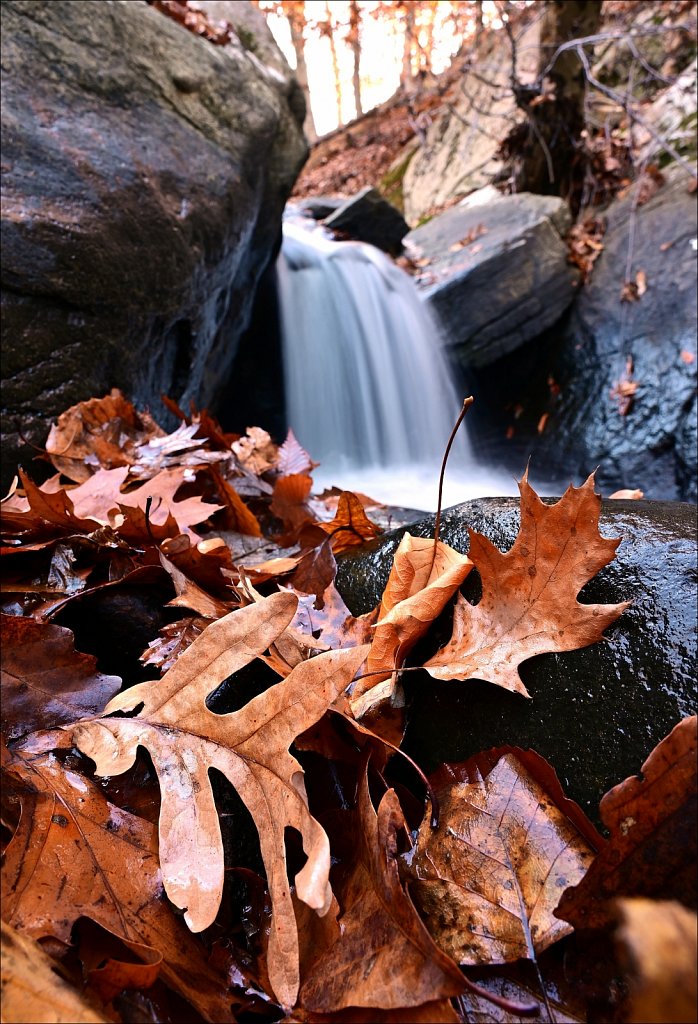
[351,535,473,717]
[1,615,121,743]
[70,593,369,1009]
[300,771,465,1012]
[1,919,109,1024]
[1,744,235,1022]
[277,429,318,477]
[556,715,697,931]
[406,751,595,964]
[425,472,628,696]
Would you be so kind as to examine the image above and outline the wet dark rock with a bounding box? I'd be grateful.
[409,189,580,367]
[465,167,698,501]
[323,186,409,254]
[1,0,306,491]
[296,196,345,221]
[336,498,697,822]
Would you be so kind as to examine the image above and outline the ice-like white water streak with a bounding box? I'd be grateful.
[277,220,474,508]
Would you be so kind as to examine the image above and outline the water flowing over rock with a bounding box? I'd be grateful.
[276,220,470,505]
[1,0,306,491]
[336,498,697,821]
[408,188,580,368]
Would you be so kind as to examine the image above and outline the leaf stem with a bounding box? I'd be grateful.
[432,397,474,571]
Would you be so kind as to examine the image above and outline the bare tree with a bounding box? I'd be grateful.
[348,0,363,119]
[319,1,343,127]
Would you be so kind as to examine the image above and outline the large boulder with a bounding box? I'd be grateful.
[409,189,580,367]
[463,166,697,501]
[336,498,697,822]
[1,0,307,491]
[324,186,409,254]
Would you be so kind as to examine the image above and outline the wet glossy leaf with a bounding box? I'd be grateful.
[425,472,628,696]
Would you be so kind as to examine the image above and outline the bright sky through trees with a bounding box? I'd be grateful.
[264,1,503,136]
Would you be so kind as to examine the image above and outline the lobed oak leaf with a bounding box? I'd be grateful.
[1,615,121,743]
[1,743,235,1022]
[425,471,629,696]
[555,715,697,932]
[404,750,597,966]
[350,535,473,718]
[299,768,465,1013]
[70,593,369,1009]
[158,550,232,619]
[140,616,208,675]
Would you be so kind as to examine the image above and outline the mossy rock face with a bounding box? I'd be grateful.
[336,499,697,823]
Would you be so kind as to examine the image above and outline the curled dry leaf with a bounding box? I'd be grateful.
[350,534,472,717]
[299,768,465,1013]
[1,919,109,1024]
[425,471,628,697]
[232,426,278,475]
[556,715,697,932]
[70,593,369,1009]
[140,616,208,674]
[45,389,164,483]
[405,751,596,965]
[1,744,235,1023]
[609,489,644,499]
[158,550,232,619]
[319,491,381,553]
[0,615,121,743]
[614,898,698,1024]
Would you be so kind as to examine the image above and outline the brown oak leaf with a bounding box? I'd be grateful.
[350,534,473,717]
[1,615,121,744]
[404,750,597,965]
[425,471,628,696]
[299,767,465,1012]
[1,743,235,1022]
[70,593,369,1009]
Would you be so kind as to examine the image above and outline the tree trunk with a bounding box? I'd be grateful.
[348,0,363,119]
[285,1,317,143]
[323,0,343,127]
[401,1,415,89]
[511,0,602,206]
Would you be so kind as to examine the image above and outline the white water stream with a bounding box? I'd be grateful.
[277,219,518,511]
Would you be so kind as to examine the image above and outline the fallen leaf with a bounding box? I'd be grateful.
[271,473,316,539]
[635,269,647,297]
[232,426,278,475]
[277,429,318,476]
[319,491,381,553]
[405,750,596,965]
[680,350,695,364]
[207,465,262,537]
[556,715,697,931]
[424,471,628,696]
[70,593,369,1008]
[299,768,465,1012]
[140,616,208,674]
[1,919,109,1023]
[1,743,236,1022]
[1,615,121,743]
[609,489,644,499]
[158,550,232,619]
[290,539,338,605]
[45,389,164,483]
[614,898,698,1024]
[350,534,473,717]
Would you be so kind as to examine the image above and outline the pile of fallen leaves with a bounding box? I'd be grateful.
[2,391,696,1023]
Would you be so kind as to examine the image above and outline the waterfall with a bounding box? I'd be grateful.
[277,220,474,509]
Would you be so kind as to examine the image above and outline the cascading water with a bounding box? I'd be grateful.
[277,218,514,509]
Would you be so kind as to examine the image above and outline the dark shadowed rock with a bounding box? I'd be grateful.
[1,0,306,490]
[464,167,697,501]
[324,186,409,254]
[408,189,579,368]
[336,497,697,822]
